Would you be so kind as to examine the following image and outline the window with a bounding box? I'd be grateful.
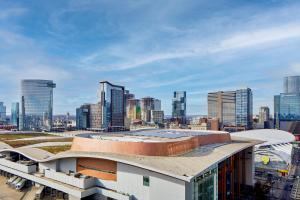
[143,176,150,186]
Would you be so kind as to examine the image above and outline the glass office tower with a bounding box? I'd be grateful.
[172,91,187,124]
[236,88,253,129]
[99,81,125,130]
[284,76,300,93]
[278,93,300,120]
[76,104,90,129]
[275,76,300,130]
[19,80,56,131]
[11,102,19,128]
[0,102,6,123]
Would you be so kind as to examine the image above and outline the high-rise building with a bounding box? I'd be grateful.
[0,102,6,123]
[284,76,300,93]
[208,88,253,130]
[154,99,161,111]
[11,102,19,128]
[76,103,102,130]
[274,76,300,132]
[124,90,135,109]
[259,106,270,124]
[126,99,141,122]
[76,104,90,129]
[236,88,253,129]
[89,103,102,130]
[19,80,56,131]
[172,91,186,124]
[150,110,164,124]
[99,81,125,130]
[208,91,236,128]
[140,97,161,123]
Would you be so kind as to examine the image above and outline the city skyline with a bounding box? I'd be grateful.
[1,1,300,115]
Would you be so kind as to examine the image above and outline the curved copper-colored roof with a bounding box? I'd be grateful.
[71,131,231,156]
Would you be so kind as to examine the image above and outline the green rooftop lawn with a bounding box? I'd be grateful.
[0,133,54,141]
[4,137,73,148]
[38,145,72,154]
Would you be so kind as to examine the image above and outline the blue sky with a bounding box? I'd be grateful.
[0,0,300,115]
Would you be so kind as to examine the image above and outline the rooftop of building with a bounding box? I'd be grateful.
[77,129,229,142]
[99,80,124,88]
[46,137,260,181]
[0,129,261,182]
[230,129,295,147]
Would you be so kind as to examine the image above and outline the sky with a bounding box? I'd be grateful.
[0,0,300,116]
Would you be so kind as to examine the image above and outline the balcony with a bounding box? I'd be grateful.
[0,157,37,173]
[44,169,96,189]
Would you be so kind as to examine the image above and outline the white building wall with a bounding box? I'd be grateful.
[39,160,57,172]
[58,158,77,173]
[117,163,186,200]
[245,147,255,186]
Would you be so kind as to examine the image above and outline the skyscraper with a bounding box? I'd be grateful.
[172,91,186,124]
[140,97,161,123]
[89,103,102,130]
[236,88,253,129]
[19,79,56,131]
[99,81,125,130]
[208,91,236,128]
[0,102,6,123]
[151,110,164,124]
[208,88,253,130]
[274,76,300,132]
[284,76,300,93]
[76,104,90,129]
[126,99,141,121]
[11,102,19,128]
[259,106,270,124]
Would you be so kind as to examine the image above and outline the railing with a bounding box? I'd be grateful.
[44,169,96,189]
[0,158,37,173]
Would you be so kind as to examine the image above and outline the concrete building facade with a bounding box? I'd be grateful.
[140,97,161,123]
[0,129,258,200]
[208,88,253,130]
[259,106,270,124]
[150,110,164,124]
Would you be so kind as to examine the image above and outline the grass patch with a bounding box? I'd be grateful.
[38,145,71,154]
[5,138,73,148]
[0,133,54,141]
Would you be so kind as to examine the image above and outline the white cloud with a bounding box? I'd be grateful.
[140,74,201,88]
[0,7,27,20]
[78,23,300,72]
[0,64,72,82]
[0,29,33,45]
[212,24,300,53]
